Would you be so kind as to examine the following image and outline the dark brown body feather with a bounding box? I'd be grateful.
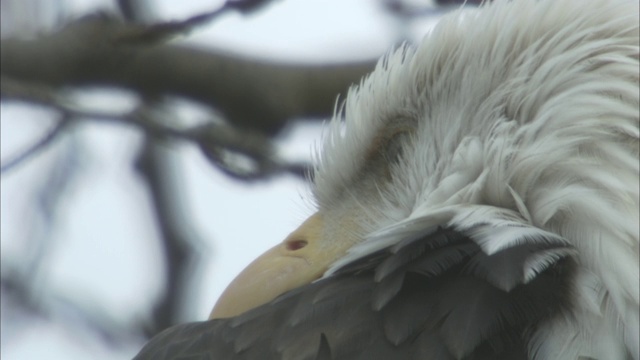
[134,227,575,360]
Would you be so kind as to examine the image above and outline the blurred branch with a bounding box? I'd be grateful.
[1,13,375,134]
[0,114,70,173]
[0,130,135,346]
[116,0,276,43]
[135,128,199,336]
[1,75,63,104]
[114,2,204,339]
[111,10,229,45]
[114,0,299,338]
[1,0,343,349]
[1,78,310,180]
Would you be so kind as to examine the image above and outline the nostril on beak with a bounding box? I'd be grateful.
[286,239,308,251]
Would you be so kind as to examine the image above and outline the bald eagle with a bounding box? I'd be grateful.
[134,0,639,359]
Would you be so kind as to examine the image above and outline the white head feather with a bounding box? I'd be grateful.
[314,0,639,358]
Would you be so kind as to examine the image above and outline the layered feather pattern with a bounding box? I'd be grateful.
[317,0,639,357]
[136,227,576,359]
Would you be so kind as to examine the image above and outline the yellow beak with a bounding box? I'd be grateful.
[209,212,350,319]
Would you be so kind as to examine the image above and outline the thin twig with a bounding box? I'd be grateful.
[0,115,70,174]
[2,80,310,180]
[114,0,275,44]
[113,8,230,44]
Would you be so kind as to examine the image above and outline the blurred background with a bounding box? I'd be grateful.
[1,0,474,358]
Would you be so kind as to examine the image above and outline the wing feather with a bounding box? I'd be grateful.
[134,227,576,360]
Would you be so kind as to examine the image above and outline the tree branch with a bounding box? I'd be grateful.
[1,14,376,134]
